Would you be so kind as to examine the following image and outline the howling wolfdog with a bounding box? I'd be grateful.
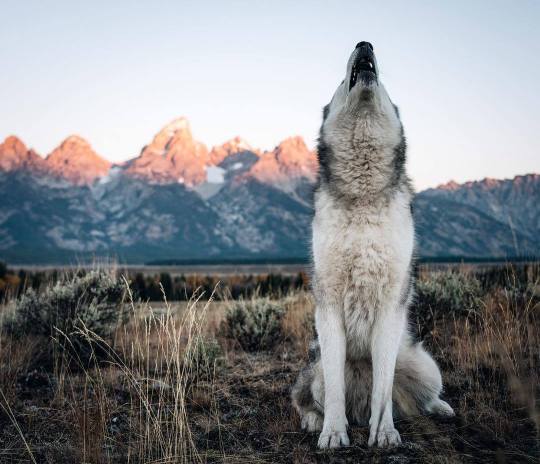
[292,42,454,449]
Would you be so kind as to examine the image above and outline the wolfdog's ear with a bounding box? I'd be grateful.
[322,104,330,121]
[393,104,401,119]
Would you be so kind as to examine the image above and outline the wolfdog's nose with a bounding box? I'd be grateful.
[356,41,373,51]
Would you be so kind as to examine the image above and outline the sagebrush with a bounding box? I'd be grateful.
[4,270,127,368]
[221,298,284,351]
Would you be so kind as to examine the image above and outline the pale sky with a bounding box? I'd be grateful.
[1,0,539,190]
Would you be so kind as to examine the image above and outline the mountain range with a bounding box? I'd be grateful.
[0,118,538,264]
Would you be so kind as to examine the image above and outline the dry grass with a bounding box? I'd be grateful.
[0,282,222,463]
[0,266,538,463]
[432,285,539,446]
[280,292,314,359]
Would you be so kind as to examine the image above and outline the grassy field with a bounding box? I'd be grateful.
[0,265,538,463]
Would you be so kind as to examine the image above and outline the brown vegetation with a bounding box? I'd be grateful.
[0,265,538,463]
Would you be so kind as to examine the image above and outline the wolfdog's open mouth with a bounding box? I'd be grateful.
[350,42,376,89]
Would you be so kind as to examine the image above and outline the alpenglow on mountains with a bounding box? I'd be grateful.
[0,117,538,264]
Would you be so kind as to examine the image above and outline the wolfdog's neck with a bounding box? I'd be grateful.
[317,108,410,208]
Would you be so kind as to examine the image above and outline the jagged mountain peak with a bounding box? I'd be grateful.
[162,117,191,135]
[219,136,253,153]
[0,135,46,173]
[436,180,461,191]
[140,117,196,158]
[463,174,540,191]
[274,135,315,168]
[63,134,91,145]
[1,135,28,156]
[156,117,192,141]
[125,117,209,186]
[45,135,111,186]
[209,136,258,165]
[435,173,539,193]
[275,135,308,151]
[248,135,317,186]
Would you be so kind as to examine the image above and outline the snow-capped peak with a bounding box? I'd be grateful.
[163,117,191,136]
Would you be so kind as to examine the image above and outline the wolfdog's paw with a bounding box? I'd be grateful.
[427,399,455,417]
[317,429,350,449]
[301,411,323,432]
[368,427,401,448]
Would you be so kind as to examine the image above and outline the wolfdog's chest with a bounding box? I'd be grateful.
[312,191,414,330]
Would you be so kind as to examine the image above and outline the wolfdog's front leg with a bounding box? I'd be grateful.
[315,305,349,449]
[368,306,406,447]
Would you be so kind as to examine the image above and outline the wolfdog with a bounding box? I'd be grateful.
[291,41,454,449]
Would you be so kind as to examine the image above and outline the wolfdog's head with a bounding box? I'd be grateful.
[318,42,408,198]
[323,41,400,127]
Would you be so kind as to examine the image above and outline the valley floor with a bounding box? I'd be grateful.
[0,266,538,463]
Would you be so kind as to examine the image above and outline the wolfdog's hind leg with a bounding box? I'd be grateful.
[301,411,324,432]
[292,364,324,432]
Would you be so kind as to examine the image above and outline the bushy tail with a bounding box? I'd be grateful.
[292,342,453,426]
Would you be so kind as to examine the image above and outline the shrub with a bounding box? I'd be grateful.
[413,271,483,338]
[187,337,223,379]
[220,299,284,351]
[4,271,127,368]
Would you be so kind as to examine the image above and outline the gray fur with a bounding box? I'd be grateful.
[315,90,412,208]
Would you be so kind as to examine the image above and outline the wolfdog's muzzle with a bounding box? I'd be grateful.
[350,41,377,89]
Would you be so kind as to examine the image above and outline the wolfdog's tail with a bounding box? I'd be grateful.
[291,341,454,429]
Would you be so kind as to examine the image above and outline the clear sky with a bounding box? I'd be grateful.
[1,0,539,190]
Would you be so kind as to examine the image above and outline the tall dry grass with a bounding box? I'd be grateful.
[0,277,223,463]
[280,292,314,358]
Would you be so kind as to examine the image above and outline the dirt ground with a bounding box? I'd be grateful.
[191,350,537,463]
[0,268,539,463]
[1,347,537,463]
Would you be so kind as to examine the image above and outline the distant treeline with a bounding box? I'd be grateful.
[129,272,308,301]
[146,256,539,266]
[145,257,310,266]
[1,260,538,302]
[0,261,309,302]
